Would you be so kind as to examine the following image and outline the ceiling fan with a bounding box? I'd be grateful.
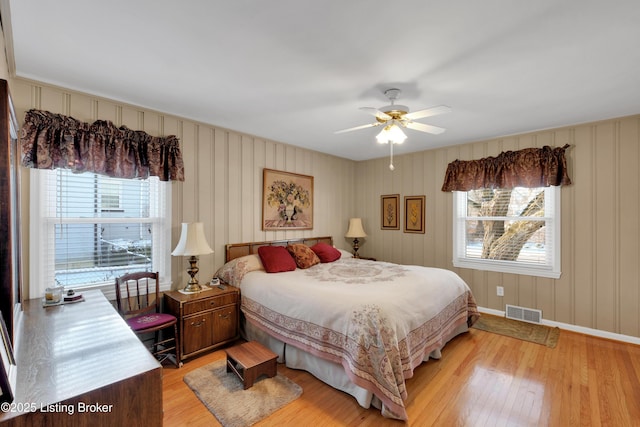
[335,88,451,170]
[335,88,451,137]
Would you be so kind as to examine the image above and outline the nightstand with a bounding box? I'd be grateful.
[164,284,239,364]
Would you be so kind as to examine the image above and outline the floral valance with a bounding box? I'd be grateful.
[441,145,571,192]
[20,109,185,181]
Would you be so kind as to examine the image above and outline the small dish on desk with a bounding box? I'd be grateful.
[42,291,85,307]
[42,298,62,307]
[42,297,85,307]
[64,294,84,303]
[64,289,83,302]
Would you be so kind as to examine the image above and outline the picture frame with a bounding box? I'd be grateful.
[262,168,314,230]
[404,195,425,234]
[0,313,16,404]
[381,194,400,230]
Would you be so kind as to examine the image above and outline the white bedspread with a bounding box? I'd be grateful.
[239,257,479,420]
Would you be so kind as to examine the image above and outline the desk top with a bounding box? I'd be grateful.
[1,290,160,421]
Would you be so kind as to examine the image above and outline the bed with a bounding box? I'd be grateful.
[215,236,479,420]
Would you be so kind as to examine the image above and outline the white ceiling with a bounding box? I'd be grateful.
[5,1,640,161]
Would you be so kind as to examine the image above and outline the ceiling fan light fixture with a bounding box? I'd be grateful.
[334,88,450,171]
[375,127,388,144]
[376,123,407,144]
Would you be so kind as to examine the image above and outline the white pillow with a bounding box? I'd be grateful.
[338,249,354,259]
[214,254,264,287]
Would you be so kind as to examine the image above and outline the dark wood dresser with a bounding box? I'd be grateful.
[0,290,162,426]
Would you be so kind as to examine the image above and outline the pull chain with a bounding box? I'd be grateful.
[389,142,395,171]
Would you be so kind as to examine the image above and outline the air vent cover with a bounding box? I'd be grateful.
[505,304,542,324]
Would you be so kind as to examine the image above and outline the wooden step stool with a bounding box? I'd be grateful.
[225,341,278,389]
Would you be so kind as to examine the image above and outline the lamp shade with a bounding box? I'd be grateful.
[171,222,214,256]
[345,218,367,238]
[376,123,407,144]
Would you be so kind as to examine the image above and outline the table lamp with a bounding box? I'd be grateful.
[172,222,213,292]
[345,218,367,258]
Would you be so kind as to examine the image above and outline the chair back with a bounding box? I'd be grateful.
[115,271,160,318]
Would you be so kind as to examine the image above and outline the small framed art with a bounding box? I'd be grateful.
[404,195,425,234]
[381,194,400,230]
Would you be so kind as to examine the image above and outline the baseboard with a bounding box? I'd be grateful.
[478,306,640,345]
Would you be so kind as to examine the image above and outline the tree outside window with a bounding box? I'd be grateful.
[453,186,560,278]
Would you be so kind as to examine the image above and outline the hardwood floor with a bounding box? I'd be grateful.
[162,327,640,426]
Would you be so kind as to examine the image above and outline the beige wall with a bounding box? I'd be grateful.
[9,78,357,299]
[355,117,640,337]
[8,77,640,339]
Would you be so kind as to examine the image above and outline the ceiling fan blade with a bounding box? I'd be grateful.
[334,122,381,134]
[359,107,392,121]
[404,121,446,135]
[403,105,451,121]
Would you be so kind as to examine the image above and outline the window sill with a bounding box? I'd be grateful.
[453,259,561,279]
[66,280,172,301]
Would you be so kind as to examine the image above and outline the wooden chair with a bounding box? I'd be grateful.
[115,271,180,367]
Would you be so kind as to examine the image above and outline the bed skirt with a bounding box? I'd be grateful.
[240,314,469,417]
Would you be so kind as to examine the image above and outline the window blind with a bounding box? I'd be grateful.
[30,169,171,298]
[453,186,560,278]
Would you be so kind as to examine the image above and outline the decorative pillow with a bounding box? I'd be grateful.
[338,249,354,259]
[214,254,263,287]
[258,246,297,273]
[287,244,321,269]
[310,242,342,263]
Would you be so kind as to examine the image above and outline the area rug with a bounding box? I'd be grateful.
[184,359,302,427]
[472,315,560,348]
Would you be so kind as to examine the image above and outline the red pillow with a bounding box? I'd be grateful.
[310,242,342,263]
[257,246,297,273]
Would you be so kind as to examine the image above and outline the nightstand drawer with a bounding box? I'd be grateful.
[183,293,237,315]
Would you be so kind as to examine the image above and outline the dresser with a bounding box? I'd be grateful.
[0,290,162,427]
[164,284,239,364]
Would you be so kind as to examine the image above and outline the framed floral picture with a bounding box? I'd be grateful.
[381,194,400,230]
[404,195,425,234]
[262,169,314,230]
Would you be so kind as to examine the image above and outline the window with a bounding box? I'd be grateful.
[98,176,123,211]
[30,169,171,299]
[453,186,560,278]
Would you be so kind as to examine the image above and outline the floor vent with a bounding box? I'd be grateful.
[505,304,542,324]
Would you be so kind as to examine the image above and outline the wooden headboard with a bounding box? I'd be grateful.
[225,236,333,263]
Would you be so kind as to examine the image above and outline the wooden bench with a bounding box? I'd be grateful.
[225,341,278,389]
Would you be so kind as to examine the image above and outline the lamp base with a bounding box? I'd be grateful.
[352,238,361,259]
[183,282,202,293]
[183,255,202,293]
